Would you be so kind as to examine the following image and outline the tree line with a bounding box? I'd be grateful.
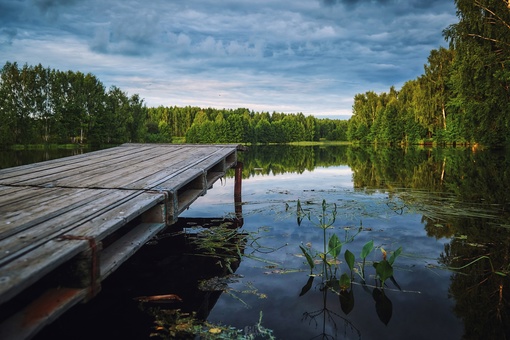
[0,62,348,146]
[0,62,147,146]
[347,0,510,147]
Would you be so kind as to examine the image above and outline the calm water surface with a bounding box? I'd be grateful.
[4,145,509,340]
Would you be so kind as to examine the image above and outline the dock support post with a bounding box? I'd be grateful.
[234,162,243,227]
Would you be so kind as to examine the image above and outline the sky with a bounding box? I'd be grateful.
[0,0,458,118]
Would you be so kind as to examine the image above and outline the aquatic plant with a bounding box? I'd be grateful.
[359,239,374,283]
[147,308,275,339]
[295,199,406,328]
[296,199,402,290]
[446,255,508,277]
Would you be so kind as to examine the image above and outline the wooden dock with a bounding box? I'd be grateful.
[0,143,243,339]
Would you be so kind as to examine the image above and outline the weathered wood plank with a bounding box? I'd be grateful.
[0,193,166,302]
[0,145,143,180]
[0,188,119,241]
[0,186,61,208]
[0,238,90,305]
[100,222,166,280]
[71,147,207,189]
[64,192,166,242]
[0,287,87,340]
[0,190,164,266]
[0,146,174,187]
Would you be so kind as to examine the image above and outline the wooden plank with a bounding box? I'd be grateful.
[0,145,142,181]
[0,188,118,241]
[0,144,238,189]
[206,172,227,189]
[0,185,30,199]
[0,146,172,187]
[191,148,235,172]
[10,145,193,189]
[0,187,89,216]
[0,186,60,208]
[46,146,187,187]
[137,167,205,191]
[72,148,208,189]
[122,149,234,190]
[0,192,165,303]
[62,145,215,189]
[100,222,166,280]
[0,189,141,264]
[64,191,166,242]
[0,287,87,340]
[177,189,206,215]
[0,238,90,305]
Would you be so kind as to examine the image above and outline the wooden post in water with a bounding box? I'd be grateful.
[234,162,243,227]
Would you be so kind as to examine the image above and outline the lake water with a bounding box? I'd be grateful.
[3,145,509,339]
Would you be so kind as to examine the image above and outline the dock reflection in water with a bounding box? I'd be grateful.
[35,216,246,339]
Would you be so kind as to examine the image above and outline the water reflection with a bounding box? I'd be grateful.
[344,146,510,339]
[235,145,510,339]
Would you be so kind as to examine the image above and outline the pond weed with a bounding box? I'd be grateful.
[296,199,402,291]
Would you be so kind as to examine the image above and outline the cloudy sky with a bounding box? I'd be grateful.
[0,0,457,118]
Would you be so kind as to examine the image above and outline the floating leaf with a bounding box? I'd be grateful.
[134,294,183,303]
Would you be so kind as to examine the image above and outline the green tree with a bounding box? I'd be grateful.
[255,118,273,143]
[0,62,22,144]
[444,0,510,146]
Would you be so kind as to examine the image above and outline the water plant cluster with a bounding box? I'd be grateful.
[296,199,403,326]
[298,199,402,290]
[146,309,275,340]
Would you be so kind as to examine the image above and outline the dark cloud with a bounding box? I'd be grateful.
[0,28,17,45]
[0,1,24,23]
[321,0,392,7]
[33,0,77,12]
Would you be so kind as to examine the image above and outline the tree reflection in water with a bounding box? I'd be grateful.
[239,145,510,339]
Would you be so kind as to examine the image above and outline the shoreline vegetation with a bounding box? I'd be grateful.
[1,2,508,149]
[1,139,481,152]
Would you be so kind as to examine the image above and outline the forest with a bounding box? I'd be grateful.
[0,62,347,146]
[348,0,510,147]
[0,0,508,148]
